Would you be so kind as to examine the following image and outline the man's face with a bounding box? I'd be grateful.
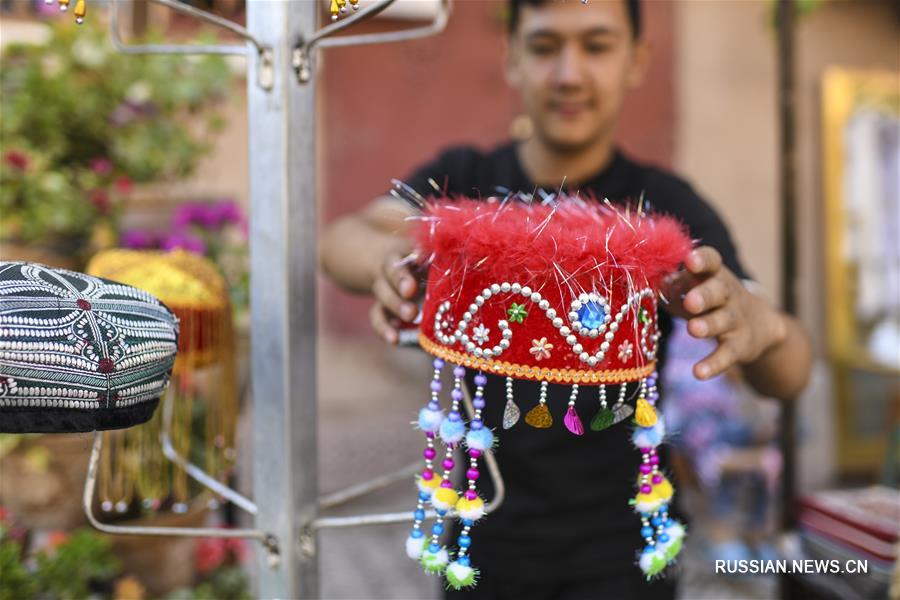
[507,0,647,152]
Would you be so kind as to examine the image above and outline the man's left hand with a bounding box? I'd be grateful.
[660,246,787,380]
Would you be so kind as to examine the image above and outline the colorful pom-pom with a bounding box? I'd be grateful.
[418,407,444,433]
[445,560,478,589]
[632,419,666,448]
[465,427,494,451]
[655,477,674,501]
[455,495,486,521]
[420,546,449,573]
[406,534,427,559]
[635,398,657,427]
[439,418,466,444]
[416,475,442,496]
[431,487,459,511]
[633,492,663,514]
[638,547,668,578]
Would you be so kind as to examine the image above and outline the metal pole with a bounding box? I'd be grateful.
[247,2,319,598]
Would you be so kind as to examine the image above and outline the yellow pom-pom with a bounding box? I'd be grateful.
[432,486,460,511]
[655,477,674,501]
[455,496,486,521]
[635,398,657,427]
[634,491,663,513]
[416,475,443,495]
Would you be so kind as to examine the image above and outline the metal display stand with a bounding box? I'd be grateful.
[78,2,509,598]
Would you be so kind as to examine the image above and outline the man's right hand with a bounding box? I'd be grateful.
[370,249,420,345]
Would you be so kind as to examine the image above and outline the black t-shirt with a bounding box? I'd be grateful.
[401,142,750,585]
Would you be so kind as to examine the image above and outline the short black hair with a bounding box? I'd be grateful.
[507,0,642,39]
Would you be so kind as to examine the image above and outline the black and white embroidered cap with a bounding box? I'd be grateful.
[0,261,179,433]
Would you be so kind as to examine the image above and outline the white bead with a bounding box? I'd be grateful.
[546,308,556,319]
[474,348,483,357]
[531,292,541,303]
[552,318,563,328]
[482,289,492,299]
[605,331,615,340]
[499,339,510,349]
[600,342,610,352]
[469,304,478,313]
[579,352,590,362]
[566,335,577,345]
[569,312,579,322]
[579,293,589,302]
[502,329,513,339]
[483,349,493,358]
[589,329,599,338]
[511,283,522,293]
[466,342,476,351]
[573,343,583,354]
[463,312,472,321]
[587,357,598,367]
[571,300,582,311]
[538,299,549,310]
[521,286,532,296]
[491,284,501,294]
[559,326,571,336]
[475,296,485,306]
[498,320,509,329]
[500,282,511,293]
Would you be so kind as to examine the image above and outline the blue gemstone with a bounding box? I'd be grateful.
[432,523,444,534]
[411,529,424,538]
[641,526,654,538]
[577,300,606,329]
[458,556,471,567]
[458,535,471,547]
[414,509,425,520]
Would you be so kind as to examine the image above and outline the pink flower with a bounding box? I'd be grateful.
[3,150,29,171]
[195,537,227,574]
[114,176,133,195]
[90,157,113,176]
[529,337,553,361]
[618,340,634,362]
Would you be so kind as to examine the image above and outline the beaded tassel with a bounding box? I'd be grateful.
[447,371,490,590]
[406,358,445,560]
[501,376,520,429]
[421,364,466,574]
[525,380,552,428]
[563,384,584,435]
[631,372,684,578]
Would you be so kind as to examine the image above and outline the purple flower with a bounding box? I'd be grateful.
[90,157,112,176]
[120,229,160,249]
[161,232,206,255]
[210,200,245,227]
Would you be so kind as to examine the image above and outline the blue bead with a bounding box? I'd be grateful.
[665,518,675,527]
[458,535,471,548]
[473,399,486,409]
[418,492,430,501]
[414,509,425,520]
[474,373,487,386]
[429,543,440,552]
[659,533,670,543]
[470,420,483,430]
[458,556,471,567]
[461,519,474,527]
[449,411,461,421]
[651,517,662,527]
[578,300,606,329]
[432,523,444,534]
[436,509,447,516]
[433,358,445,369]
[642,545,656,554]
[641,526,654,538]
[411,529,424,538]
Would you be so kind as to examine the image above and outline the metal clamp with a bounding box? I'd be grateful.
[294,0,452,83]
[310,374,505,530]
[109,0,274,90]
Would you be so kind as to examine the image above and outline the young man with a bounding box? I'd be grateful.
[321,1,812,598]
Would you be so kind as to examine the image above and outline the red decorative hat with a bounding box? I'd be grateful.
[415,197,692,385]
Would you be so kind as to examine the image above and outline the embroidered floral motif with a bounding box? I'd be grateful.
[618,340,634,362]
[472,324,490,345]
[529,337,553,361]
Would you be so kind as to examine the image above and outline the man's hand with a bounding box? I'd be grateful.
[661,246,787,381]
[369,250,420,345]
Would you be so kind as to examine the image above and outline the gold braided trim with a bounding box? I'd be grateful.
[419,333,655,384]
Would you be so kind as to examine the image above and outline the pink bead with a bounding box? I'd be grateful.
[639,464,652,474]
[649,455,659,465]
[640,485,652,494]
[640,447,651,454]
[466,468,480,480]
[465,490,478,500]
[652,474,663,484]
[468,449,482,458]
[442,459,455,470]
[421,469,434,480]
[423,448,436,459]
[440,479,453,488]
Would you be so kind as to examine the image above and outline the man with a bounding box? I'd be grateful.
[321,1,812,598]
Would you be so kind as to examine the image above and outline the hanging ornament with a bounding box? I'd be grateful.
[408,196,692,585]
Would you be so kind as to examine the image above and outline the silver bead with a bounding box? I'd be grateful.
[491,284,501,294]
[500,282,511,293]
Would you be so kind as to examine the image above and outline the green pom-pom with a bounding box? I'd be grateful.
[664,537,683,562]
[445,561,478,589]
[420,547,449,574]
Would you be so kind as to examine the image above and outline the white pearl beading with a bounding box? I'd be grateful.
[433,283,658,367]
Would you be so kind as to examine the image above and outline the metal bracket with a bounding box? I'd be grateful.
[83,431,282,567]
[310,374,505,530]
[293,0,451,84]
[109,0,274,90]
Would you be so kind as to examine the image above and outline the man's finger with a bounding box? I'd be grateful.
[686,247,723,277]
[687,306,736,339]
[694,340,737,380]
[683,275,731,315]
[373,277,417,322]
[370,302,398,345]
[383,251,417,300]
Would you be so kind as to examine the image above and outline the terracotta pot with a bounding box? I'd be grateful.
[0,433,93,530]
